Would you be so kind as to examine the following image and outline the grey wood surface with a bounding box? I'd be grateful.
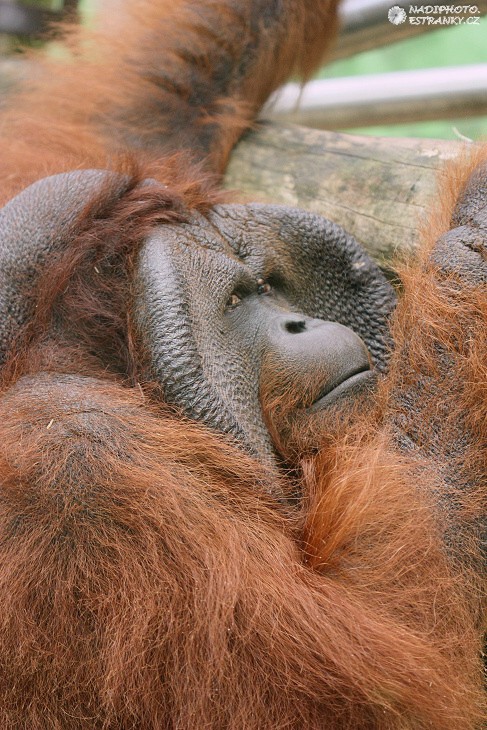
[225,122,460,263]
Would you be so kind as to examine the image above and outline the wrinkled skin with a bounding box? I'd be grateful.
[0,1,484,727]
[0,161,484,729]
[0,171,395,466]
[135,202,396,462]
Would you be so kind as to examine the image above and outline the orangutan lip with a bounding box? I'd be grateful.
[310,369,374,411]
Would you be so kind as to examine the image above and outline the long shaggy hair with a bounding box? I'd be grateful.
[0,1,484,727]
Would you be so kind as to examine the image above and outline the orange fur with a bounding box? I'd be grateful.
[0,1,484,728]
[0,0,339,202]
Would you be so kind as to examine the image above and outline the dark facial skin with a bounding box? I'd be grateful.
[232,292,376,464]
[260,311,372,410]
[135,203,394,465]
[0,171,395,469]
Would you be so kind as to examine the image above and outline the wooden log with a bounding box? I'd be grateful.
[225,122,460,264]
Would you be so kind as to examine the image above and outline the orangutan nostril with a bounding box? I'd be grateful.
[285,319,307,334]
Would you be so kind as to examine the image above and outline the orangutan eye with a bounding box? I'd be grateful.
[226,293,242,310]
[257,278,272,295]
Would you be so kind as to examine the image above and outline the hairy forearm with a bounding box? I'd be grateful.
[0,0,339,199]
[102,0,340,169]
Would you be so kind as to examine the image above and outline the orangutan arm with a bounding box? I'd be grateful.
[0,0,339,199]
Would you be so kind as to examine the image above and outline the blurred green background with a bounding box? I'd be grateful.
[318,22,487,140]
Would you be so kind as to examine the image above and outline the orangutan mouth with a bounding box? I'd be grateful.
[310,368,375,411]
